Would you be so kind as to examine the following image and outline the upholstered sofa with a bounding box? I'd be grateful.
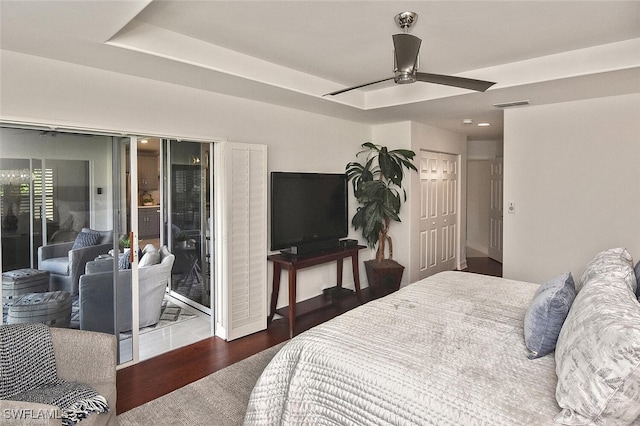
[37,228,113,295]
[78,245,175,334]
[0,327,117,426]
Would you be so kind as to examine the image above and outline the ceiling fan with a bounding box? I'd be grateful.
[324,12,496,97]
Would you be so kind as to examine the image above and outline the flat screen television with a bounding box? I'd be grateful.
[270,172,348,254]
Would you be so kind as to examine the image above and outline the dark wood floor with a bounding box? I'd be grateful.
[465,256,503,277]
[116,257,502,414]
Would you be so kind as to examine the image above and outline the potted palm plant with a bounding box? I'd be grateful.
[175,231,188,248]
[346,142,417,297]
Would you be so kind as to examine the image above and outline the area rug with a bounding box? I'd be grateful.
[144,298,198,333]
[117,343,285,425]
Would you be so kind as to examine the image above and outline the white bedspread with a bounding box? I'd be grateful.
[244,271,562,425]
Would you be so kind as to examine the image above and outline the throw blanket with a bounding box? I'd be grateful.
[0,323,109,425]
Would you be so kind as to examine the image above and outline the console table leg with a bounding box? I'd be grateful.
[288,267,297,338]
[268,263,281,323]
[336,258,343,289]
[352,253,363,304]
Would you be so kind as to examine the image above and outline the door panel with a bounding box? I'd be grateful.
[165,140,212,314]
[488,158,504,263]
[419,151,459,279]
[214,142,267,341]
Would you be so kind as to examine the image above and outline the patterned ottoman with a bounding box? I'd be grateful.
[7,291,72,327]
[2,268,50,314]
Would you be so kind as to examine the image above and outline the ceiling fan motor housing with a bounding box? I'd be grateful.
[393,33,421,83]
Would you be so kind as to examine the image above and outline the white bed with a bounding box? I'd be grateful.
[244,271,563,425]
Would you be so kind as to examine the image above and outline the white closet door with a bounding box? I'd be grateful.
[418,151,459,279]
[214,142,268,341]
[488,158,504,263]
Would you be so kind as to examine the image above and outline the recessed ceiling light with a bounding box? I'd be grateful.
[462,119,473,125]
[477,123,490,127]
[140,139,148,144]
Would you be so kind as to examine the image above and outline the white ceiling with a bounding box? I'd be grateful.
[1,1,639,140]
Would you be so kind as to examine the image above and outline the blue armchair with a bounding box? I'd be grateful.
[37,228,113,295]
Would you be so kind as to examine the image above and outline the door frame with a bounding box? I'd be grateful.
[112,136,141,367]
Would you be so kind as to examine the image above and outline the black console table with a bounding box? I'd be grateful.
[268,245,366,337]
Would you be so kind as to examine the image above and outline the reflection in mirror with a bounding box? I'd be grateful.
[1,158,32,271]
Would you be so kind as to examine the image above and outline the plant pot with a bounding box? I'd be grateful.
[364,259,404,299]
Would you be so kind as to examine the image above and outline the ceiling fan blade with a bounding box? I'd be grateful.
[393,33,421,73]
[415,72,496,92]
[323,77,394,96]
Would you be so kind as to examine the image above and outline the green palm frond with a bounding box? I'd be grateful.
[345,142,416,258]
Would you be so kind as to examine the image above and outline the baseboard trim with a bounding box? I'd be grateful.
[459,259,468,270]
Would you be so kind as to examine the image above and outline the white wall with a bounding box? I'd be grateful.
[467,139,503,160]
[503,93,640,283]
[0,50,371,308]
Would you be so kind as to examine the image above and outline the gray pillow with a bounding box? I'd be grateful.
[524,272,576,359]
[71,230,99,250]
[80,228,113,245]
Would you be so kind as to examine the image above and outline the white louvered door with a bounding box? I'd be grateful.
[214,142,268,341]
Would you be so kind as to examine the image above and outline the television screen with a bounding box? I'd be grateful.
[270,172,348,252]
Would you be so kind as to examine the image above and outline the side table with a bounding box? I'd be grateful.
[268,245,366,337]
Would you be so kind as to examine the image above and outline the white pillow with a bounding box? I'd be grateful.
[138,246,160,268]
[555,250,640,425]
[142,243,156,254]
[577,247,636,293]
[70,210,88,232]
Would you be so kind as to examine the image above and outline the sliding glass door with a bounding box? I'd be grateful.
[164,140,213,315]
[1,127,220,363]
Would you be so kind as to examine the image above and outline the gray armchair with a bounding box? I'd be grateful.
[37,229,113,295]
[78,246,175,334]
[0,327,117,426]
